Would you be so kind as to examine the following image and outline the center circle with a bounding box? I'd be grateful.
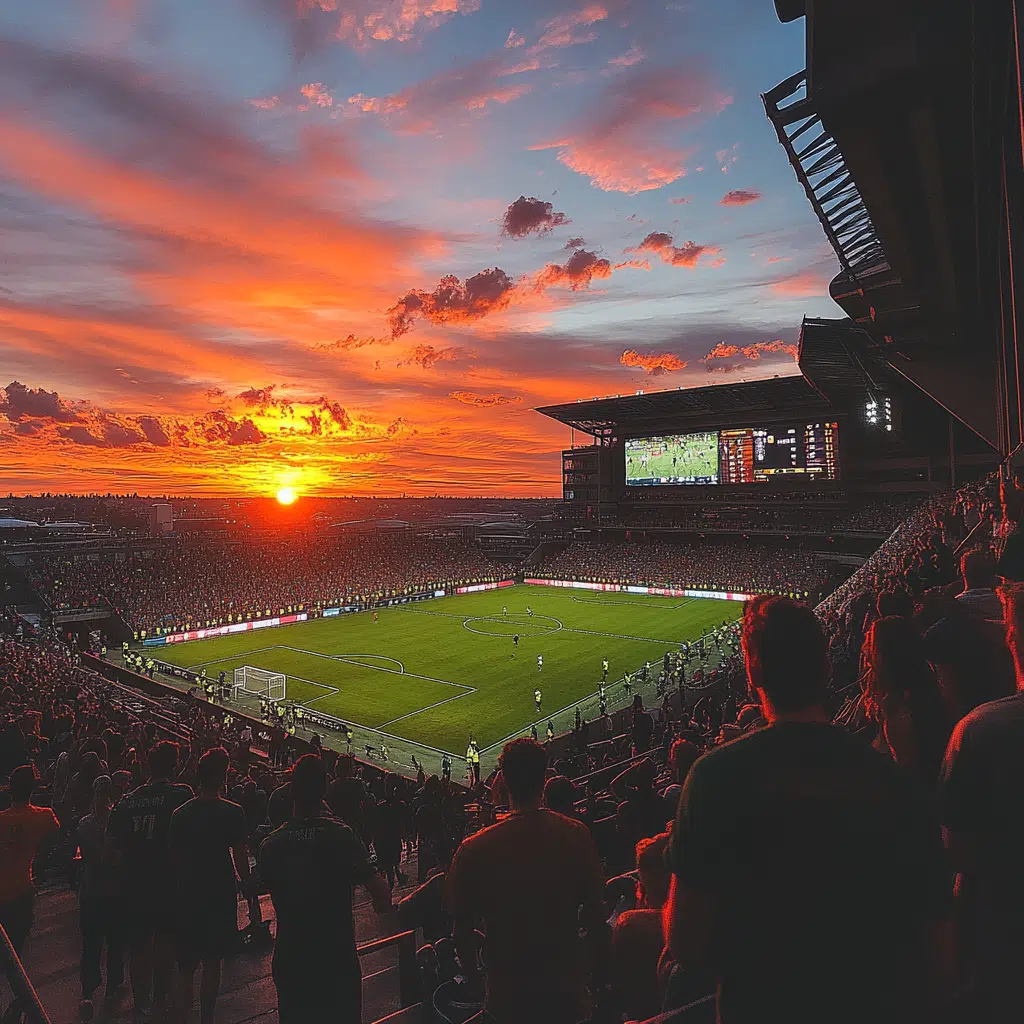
[463,614,562,638]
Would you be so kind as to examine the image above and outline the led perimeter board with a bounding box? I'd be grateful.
[625,421,839,486]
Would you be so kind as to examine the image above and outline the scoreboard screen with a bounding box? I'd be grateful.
[626,421,839,486]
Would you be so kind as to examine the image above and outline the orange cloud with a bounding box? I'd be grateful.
[535,3,608,49]
[620,350,688,375]
[299,82,333,107]
[387,269,516,338]
[534,68,731,193]
[398,344,471,368]
[720,188,762,206]
[704,339,799,370]
[607,43,645,68]
[771,271,829,297]
[625,231,721,268]
[448,390,522,407]
[348,54,532,131]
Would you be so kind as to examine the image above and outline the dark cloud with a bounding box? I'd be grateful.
[101,419,145,446]
[0,380,79,422]
[13,420,43,436]
[202,409,268,446]
[564,236,586,249]
[237,385,277,407]
[315,397,352,431]
[314,333,387,352]
[720,189,763,206]
[58,425,104,446]
[534,249,612,291]
[227,418,266,445]
[501,196,570,239]
[138,415,170,446]
[387,268,515,338]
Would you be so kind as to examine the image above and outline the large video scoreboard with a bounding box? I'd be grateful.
[625,421,839,487]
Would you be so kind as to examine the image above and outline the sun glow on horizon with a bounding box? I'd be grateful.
[276,485,298,505]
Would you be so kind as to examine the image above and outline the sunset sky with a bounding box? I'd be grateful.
[0,0,840,497]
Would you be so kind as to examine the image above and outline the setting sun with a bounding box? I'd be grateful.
[276,486,297,505]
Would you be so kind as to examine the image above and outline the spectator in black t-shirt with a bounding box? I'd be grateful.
[666,596,953,1024]
[106,740,193,1021]
[259,755,394,1023]
[940,583,1024,1022]
[168,747,252,1024]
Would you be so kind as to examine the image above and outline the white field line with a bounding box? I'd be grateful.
[278,645,474,692]
[378,688,474,729]
[187,646,279,670]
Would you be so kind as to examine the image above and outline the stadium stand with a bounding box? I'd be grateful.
[1,472,1022,1023]
[23,535,514,636]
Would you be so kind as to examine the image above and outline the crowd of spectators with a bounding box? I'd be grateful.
[538,540,832,598]
[27,534,513,635]
[602,494,921,535]
[4,474,1024,1024]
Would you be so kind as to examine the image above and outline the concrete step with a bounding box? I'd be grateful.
[20,856,425,1024]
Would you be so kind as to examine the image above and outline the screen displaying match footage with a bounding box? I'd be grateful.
[625,432,720,486]
[625,422,838,486]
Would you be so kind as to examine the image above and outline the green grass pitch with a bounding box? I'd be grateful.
[626,432,719,484]
[152,585,740,755]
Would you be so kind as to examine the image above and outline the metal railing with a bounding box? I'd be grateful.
[0,922,52,1024]
[357,929,420,1010]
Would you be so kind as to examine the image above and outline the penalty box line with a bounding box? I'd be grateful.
[278,646,475,693]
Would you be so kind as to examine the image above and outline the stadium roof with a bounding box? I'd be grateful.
[765,0,1017,450]
[0,518,40,529]
[536,374,832,440]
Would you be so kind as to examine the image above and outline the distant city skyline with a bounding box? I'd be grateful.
[0,0,839,496]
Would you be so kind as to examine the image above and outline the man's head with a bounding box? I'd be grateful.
[961,545,996,591]
[290,754,327,814]
[498,738,548,809]
[635,833,671,909]
[196,746,230,793]
[669,738,700,786]
[8,764,36,805]
[742,596,827,716]
[148,740,179,781]
[542,775,576,816]
[876,589,914,619]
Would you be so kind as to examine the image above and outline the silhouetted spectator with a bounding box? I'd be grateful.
[106,739,192,1021]
[77,775,123,1018]
[940,583,1024,1022]
[862,615,951,783]
[610,833,671,1022]
[0,764,58,954]
[445,738,606,1024]
[259,754,394,1023]
[666,596,953,1023]
[168,747,252,1024]
[956,545,1002,620]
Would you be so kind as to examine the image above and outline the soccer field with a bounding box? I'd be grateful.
[151,585,739,758]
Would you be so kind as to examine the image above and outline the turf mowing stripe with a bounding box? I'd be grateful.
[377,689,474,729]
[278,645,476,692]
[187,645,280,669]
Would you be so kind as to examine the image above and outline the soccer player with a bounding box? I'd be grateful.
[537,654,543,671]
[513,634,519,648]
[526,606,533,618]
[372,612,378,623]
[534,689,542,713]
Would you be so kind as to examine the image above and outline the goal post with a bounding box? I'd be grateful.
[233,665,286,702]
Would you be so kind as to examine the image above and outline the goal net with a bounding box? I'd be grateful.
[233,666,285,701]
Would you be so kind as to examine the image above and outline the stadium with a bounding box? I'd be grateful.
[1,2,1023,1024]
